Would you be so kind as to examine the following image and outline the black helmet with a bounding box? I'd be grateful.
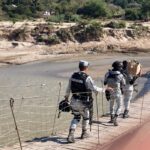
[59,100,71,112]
[122,60,128,69]
[112,61,122,71]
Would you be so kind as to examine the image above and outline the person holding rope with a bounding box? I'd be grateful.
[104,61,126,126]
[65,60,103,143]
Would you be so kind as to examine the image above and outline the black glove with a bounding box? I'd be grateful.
[121,87,124,95]
[64,96,69,102]
[105,90,111,101]
[129,76,137,85]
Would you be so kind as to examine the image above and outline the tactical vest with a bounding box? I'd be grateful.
[106,72,122,90]
[71,72,91,99]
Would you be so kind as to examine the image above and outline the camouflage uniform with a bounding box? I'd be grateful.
[104,68,125,126]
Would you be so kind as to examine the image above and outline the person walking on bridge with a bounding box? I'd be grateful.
[65,60,103,143]
[122,60,139,118]
[104,61,126,126]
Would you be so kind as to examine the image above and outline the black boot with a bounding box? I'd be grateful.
[123,110,129,118]
[108,115,114,123]
[67,129,75,143]
[81,129,89,139]
[113,114,118,126]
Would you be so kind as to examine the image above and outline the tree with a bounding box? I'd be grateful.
[141,0,150,20]
[113,0,128,8]
[125,8,141,20]
[77,0,109,18]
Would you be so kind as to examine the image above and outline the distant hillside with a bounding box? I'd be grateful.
[0,0,150,22]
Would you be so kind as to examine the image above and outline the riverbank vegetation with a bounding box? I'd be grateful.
[0,0,150,22]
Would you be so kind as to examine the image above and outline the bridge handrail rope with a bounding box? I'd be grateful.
[0,83,47,89]
[0,81,149,149]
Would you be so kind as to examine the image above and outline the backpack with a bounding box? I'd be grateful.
[127,60,141,76]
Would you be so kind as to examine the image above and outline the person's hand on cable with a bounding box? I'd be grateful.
[64,95,69,102]
[129,76,137,85]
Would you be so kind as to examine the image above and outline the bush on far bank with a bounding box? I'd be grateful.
[1,0,150,22]
[125,8,142,20]
[105,21,126,29]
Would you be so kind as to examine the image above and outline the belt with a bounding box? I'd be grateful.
[72,94,88,101]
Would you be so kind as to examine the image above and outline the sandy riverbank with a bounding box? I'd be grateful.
[0,20,150,66]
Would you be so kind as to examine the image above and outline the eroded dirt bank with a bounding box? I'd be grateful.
[0,20,150,66]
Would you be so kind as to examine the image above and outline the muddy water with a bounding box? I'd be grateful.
[0,55,149,147]
[0,57,109,147]
[0,61,73,147]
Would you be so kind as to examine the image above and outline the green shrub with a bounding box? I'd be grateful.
[125,8,141,20]
[105,21,126,28]
[107,4,125,18]
[36,34,60,45]
[118,21,126,28]
[77,0,109,18]
[141,0,150,20]
[89,21,102,28]
[48,14,65,23]
[56,28,73,42]
[47,35,60,45]
[36,35,45,42]
[65,14,81,22]
[72,21,102,42]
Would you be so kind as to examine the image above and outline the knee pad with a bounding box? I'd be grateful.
[83,117,89,121]
[74,115,81,122]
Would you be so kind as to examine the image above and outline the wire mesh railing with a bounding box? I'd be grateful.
[0,77,150,150]
[0,79,106,148]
